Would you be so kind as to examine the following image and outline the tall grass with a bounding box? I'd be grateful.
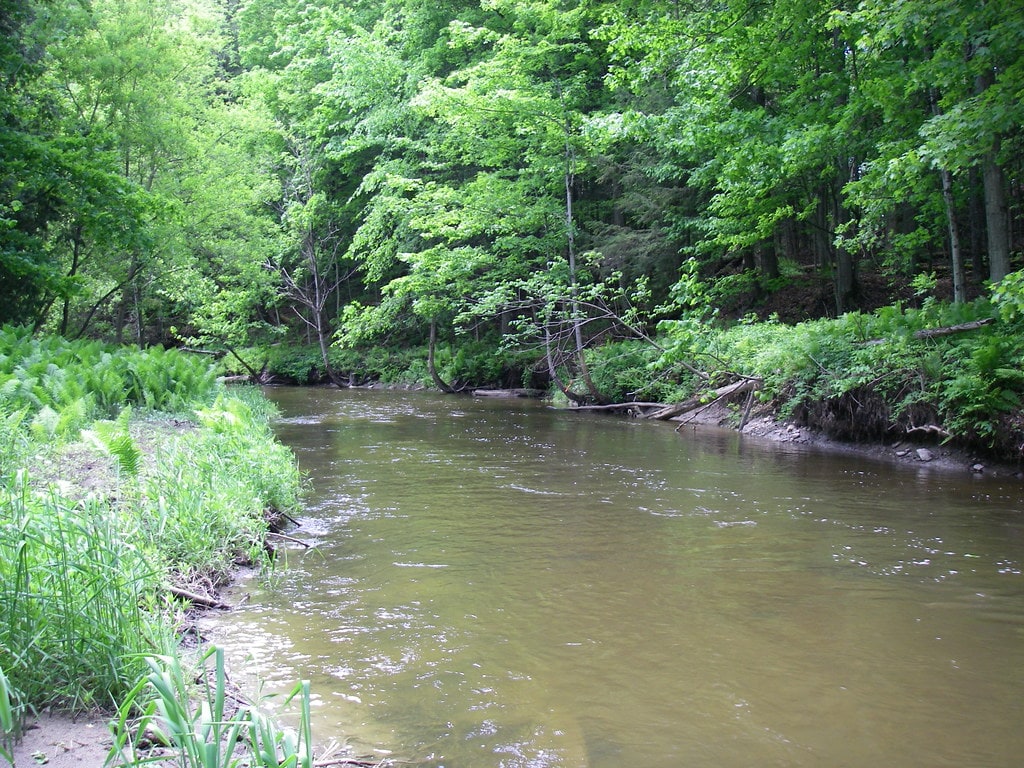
[137,394,302,582]
[1,664,21,765]
[0,475,172,711]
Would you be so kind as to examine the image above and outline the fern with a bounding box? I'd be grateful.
[82,407,142,480]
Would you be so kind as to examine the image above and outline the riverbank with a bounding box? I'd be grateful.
[670,395,1022,478]
[0,336,308,768]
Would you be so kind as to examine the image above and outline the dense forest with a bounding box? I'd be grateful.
[3,0,1024,456]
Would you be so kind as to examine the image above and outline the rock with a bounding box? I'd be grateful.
[972,463,985,473]
[896,449,909,457]
[916,448,934,462]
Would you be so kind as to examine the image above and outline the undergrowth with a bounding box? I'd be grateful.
[654,278,1024,457]
[110,648,316,768]
[0,330,306,763]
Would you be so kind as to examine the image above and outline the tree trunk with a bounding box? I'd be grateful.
[968,167,987,281]
[982,141,1010,283]
[834,243,855,314]
[939,167,968,303]
[428,319,457,393]
[930,88,967,302]
[755,241,779,282]
[975,71,1011,283]
[544,324,587,405]
[832,172,856,314]
[643,378,762,421]
[563,137,604,404]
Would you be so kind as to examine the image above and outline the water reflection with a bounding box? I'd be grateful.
[203,388,1024,768]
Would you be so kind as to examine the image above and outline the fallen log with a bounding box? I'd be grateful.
[168,585,229,610]
[645,378,762,421]
[265,531,312,548]
[570,401,664,413]
[472,388,546,398]
[860,317,995,345]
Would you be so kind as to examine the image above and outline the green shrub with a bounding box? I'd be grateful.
[0,328,217,432]
[584,340,688,403]
[655,295,1022,453]
[0,332,304,718]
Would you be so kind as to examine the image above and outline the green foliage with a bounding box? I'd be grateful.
[0,664,21,763]
[656,295,1022,454]
[584,340,686,404]
[0,328,218,431]
[440,339,520,389]
[0,332,303,719]
[81,406,142,480]
[991,270,1024,324]
[139,394,302,581]
[932,334,1024,449]
[111,647,315,768]
[0,478,169,711]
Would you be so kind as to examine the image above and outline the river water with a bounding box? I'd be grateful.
[203,387,1024,767]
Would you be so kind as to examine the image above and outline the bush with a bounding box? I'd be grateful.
[0,327,217,430]
[584,340,689,403]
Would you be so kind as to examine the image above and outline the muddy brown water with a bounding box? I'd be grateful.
[203,387,1024,767]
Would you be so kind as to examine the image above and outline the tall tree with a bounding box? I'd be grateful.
[838,0,1024,295]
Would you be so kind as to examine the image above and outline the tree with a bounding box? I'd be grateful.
[837,0,1024,296]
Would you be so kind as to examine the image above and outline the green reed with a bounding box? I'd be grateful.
[0,476,172,711]
[110,648,315,768]
[0,664,21,764]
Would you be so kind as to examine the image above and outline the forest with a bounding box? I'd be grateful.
[3,0,1024,458]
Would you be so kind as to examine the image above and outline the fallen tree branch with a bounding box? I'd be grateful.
[860,317,995,345]
[569,401,665,413]
[646,378,762,421]
[472,388,546,398]
[265,531,312,548]
[904,423,950,438]
[168,585,229,610]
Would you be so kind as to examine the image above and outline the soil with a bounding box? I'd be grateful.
[9,713,119,768]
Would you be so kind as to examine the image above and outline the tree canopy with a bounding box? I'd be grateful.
[2,0,1022,391]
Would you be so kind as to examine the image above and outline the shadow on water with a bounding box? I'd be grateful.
[203,388,1024,768]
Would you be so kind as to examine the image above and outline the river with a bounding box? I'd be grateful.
[202,387,1024,767]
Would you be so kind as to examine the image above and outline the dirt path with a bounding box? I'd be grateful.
[9,713,116,768]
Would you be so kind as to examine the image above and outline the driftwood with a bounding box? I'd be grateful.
[861,317,995,345]
[472,388,546,398]
[570,401,664,413]
[904,423,950,438]
[168,585,229,610]
[265,531,312,548]
[645,378,762,421]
